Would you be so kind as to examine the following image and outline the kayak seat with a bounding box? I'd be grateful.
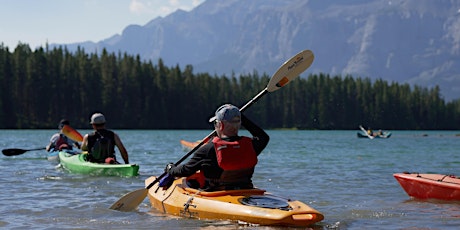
[186,171,206,189]
[184,171,266,197]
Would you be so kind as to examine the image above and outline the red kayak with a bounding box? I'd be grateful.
[393,172,460,200]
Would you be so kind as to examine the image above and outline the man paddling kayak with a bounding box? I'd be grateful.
[81,113,130,164]
[164,104,269,191]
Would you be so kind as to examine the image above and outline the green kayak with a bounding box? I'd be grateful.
[58,151,139,177]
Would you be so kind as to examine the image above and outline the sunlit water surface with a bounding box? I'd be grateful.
[1,129,459,229]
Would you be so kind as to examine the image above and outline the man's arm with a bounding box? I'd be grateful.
[114,133,129,164]
[168,143,212,177]
[241,114,269,154]
[81,134,89,151]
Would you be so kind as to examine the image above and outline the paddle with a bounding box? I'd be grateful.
[2,125,83,157]
[61,125,84,142]
[359,125,374,139]
[109,49,315,212]
[2,147,46,156]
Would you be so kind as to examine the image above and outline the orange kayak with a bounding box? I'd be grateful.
[179,139,201,151]
[145,173,323,227]
[394,172,460,200]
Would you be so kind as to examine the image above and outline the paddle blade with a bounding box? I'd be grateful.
[267,50,314,92]
[2,147,45,156]
[109,188,148,211]
[2,148,28,156]
[61,125,83,142]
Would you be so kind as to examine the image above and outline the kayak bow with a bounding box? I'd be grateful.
[394,172,460,200]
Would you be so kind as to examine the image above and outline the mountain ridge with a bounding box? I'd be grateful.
[57,0,460,101]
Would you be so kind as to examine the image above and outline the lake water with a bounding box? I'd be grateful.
[1,129,459,229]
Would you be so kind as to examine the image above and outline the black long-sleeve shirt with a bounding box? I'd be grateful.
[168,114,269,181]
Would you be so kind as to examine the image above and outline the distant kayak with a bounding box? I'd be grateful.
[358,125,391,139]
[47,151,59,162]
[145,174,324,227]
[357,131,392,139]
[179,139,201,151]
[48,149,81,162]
[394,172,460,200]
[58,151,139,177]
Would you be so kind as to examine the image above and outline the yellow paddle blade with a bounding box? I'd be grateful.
[109,188,148,211]
[61,125,83,142]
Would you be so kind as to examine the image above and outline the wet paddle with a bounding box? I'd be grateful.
[109,49,315,212]
[2,147,46,156]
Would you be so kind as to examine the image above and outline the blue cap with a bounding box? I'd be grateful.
[209,104,241,123]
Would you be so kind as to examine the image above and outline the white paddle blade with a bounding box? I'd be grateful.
[267,50,314,92]
[109,188,148,211]
[359,125,374,139]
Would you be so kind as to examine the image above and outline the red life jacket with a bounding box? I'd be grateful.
[212,136,258,170]
[55,134,71,151]
[209,136,258,190]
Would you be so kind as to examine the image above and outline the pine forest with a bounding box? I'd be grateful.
[1,44,459,130]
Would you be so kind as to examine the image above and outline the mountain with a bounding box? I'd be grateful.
[59,0,460,101]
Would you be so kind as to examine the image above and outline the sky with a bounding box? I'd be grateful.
[0,0,205,49]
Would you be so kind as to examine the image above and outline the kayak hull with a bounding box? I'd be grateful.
[58,151,139,177]
[47,151,60,162]
[393,172,460,200]
[357,132,392,138]
[145,175,323,227]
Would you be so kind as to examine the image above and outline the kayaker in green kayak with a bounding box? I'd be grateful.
[81,113,130,164]
[164,104,269,191]
[46,119,81,152]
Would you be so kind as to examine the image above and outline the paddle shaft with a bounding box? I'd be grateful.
[146,89,269,189]
[21,147,46,151]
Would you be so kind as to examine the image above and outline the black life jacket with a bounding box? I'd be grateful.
[87,129,115,163]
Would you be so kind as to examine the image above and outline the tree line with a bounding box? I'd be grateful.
[0,43,459,130]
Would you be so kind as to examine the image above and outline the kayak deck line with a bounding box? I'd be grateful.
[397,172,460,187]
